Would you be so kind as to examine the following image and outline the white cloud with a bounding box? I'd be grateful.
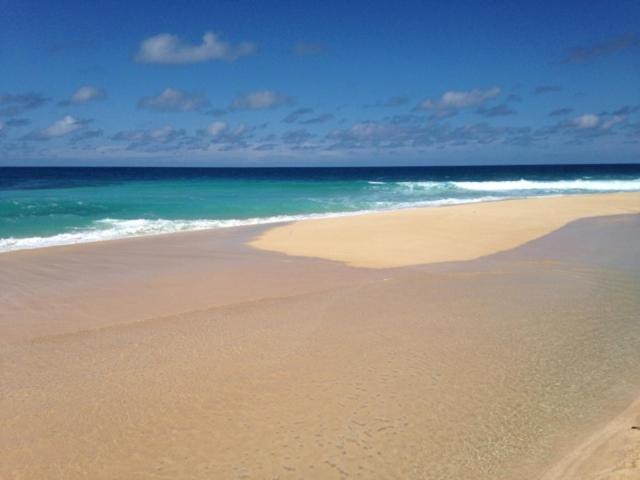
[148,125,176,141]
[111,125,186,147]
[559,113,626,136]
[198,121,256,148]
[136,31,256,64]
[601,115,624,130]
[25,116,85,140]
[572,114,600,129]
[231,90,291,110]
[69,86,105,104]
[138,88,208,112]
[202,121,254,144]
[207,121,228,136]
[43,116,84,137]
[419,87,501,111]
[233,123,251,136]
[349,122,397,140]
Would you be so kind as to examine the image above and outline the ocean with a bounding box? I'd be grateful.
[1,164,639,252]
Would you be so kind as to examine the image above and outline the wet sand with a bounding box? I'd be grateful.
[1,196,640,479]
[542,394,640,480]
[0,225,382,342]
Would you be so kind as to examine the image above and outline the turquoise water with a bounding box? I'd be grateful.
[1,165,639,252]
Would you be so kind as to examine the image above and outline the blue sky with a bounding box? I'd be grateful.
[0,0,638,166]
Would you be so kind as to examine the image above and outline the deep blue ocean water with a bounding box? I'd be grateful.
[1,165,639,252]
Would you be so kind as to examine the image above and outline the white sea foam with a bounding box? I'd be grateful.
[0,215,321,253]
[383,178,640,193]
[0,196,503,253]
[367,196,503,210]
[452,178,640,192]
[394,181,443,191]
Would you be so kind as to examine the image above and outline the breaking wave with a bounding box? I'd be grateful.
[451,178,640,192]
[367,178,640,193]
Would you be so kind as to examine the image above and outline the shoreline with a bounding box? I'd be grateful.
[0,191,636,257]
[542,392,640,479]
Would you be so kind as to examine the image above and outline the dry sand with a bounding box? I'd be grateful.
[250,192,640,268]
[2,194,640,479]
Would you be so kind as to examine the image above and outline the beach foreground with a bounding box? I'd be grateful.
[1,194,640,479]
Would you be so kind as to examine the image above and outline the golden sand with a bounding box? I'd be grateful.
[250,192,640,268]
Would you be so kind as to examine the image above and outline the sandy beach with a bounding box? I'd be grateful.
[251,192,640,268]
[2,193,640,479]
